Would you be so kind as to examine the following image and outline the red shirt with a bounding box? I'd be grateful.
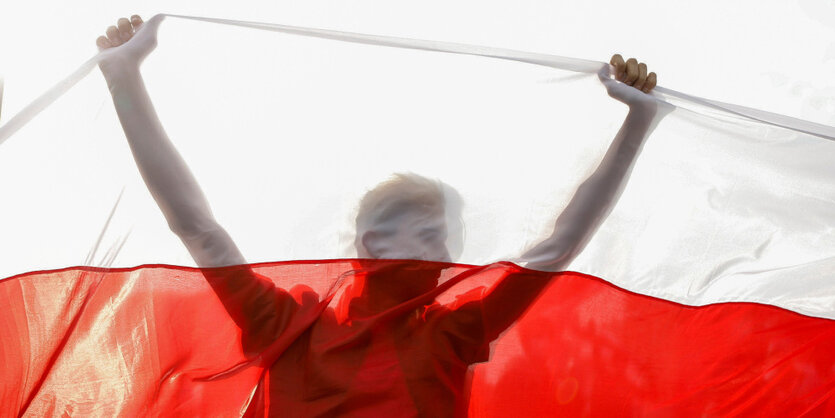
[202,261,551,417]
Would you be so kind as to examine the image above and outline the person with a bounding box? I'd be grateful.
[96,15,666,417]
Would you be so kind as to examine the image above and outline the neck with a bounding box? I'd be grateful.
[347,260,441,317]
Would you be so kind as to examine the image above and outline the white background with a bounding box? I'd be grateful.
[1,0,834,126]
[1,1,834,320]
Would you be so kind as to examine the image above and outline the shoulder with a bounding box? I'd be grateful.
[424,288,489,361]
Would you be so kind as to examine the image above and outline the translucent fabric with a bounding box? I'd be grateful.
[3,261,834,416]
[1,13,834,417]
[0,15,833,316]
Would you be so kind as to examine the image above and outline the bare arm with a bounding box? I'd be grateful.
[97,15,245,268]
[446,56,671,351]
[522,55,671,271]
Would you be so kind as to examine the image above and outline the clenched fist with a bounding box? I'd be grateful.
[95,14,163,83]
[96,15,145,50]
[609,54,657,94]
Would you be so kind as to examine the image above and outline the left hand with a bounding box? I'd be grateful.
[599,54,660,108]
[610,55,656,93]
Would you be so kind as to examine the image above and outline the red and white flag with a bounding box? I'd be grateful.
[1,15,834,416]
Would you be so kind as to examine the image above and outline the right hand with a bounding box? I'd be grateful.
[96,15,163,76]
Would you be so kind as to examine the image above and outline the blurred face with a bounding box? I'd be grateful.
[361,203,451,263]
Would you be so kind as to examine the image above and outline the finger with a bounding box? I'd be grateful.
[96,35,112,50]
[643,72,657,93]
[106,26,122,47]
[633,62,648,91]
[610,54,625,81]
[117,18,133,41]
[624,58,639,85]
[131,15,143,31]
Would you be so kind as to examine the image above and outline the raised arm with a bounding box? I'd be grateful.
[446,57,670,357]
[521,55,671,271]
[96,16,296,353]
[96,15,245,268]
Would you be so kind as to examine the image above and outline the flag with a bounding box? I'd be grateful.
[1,14,834,416]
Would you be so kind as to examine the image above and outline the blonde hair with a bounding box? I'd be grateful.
[354,173,463,259]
